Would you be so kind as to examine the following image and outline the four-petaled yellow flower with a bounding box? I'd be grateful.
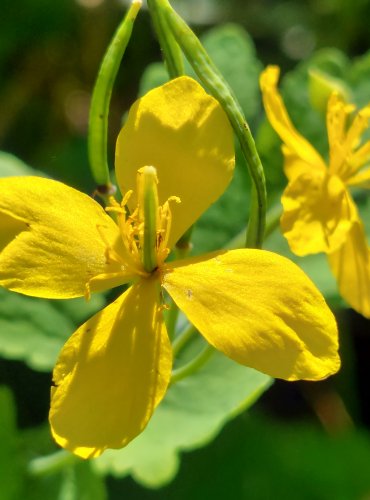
[260,66,370,318]
[0,76,339,459]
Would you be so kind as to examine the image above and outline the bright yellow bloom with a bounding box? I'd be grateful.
[260,66,370,318]
[0,77,339,459]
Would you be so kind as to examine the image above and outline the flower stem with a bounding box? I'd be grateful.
[147,0,184,78]
[88,0,141,190]
[153,0,267,249]
[226,202,283,249]
[166,299,180,341]
[172,324,197,357]
[171,344,214,385]
[28,450,77,477]
[264,203,283,240]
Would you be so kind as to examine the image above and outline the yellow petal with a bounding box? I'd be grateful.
[0,211,26,253]
[50,277,172,458]
[349,140,370,176]
[281,171,356,255]
[328,95,370,180]
[347,165,370,189]
[281,145,315,180]
[328,220,370,318]
[326,92,352,174]
[260,66,326,179]
[162,249,340,381]
[0,176,130,299]
[115,76,235,249]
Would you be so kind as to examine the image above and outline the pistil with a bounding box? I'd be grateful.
[137,166,159,273]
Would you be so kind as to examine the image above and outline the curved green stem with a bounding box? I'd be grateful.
[28,450,77,477]
[147,0,184,78]
[263,203,283,240]
[88,0,141,189]
[172,324,197,357]
[171,344,214,384]
[166,299,180,341]
[153,0,267,249]
[226,202,283,250]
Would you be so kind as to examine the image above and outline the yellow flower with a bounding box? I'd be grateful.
[260,66,370,318]
[0,76,339,459]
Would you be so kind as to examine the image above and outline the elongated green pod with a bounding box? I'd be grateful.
[152,0,267,248]
[147,0,184,78]
[88,0,141,191]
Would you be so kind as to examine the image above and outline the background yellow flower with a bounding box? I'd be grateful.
[260,65,370,318]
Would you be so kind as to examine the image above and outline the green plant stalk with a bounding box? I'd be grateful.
[171,344,214,384]
[263,203,283,240]
[28,450,77,477]
[147,0,184,78]
[88,0,141,190]
[153,0,267,249]
[172,324,197,357]
[166,299,180,340]
[226,203,283,250]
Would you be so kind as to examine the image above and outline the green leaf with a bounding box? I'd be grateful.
[0,386,22,500]
[200,24,263,120]
[0,288,105,372]
[192,160,250,254]
[138,63,168,97]
[94,351,271,488]
[0,151,44,177]
[21,425,107,500]
[349,49,370,107]
[25,458,107,500]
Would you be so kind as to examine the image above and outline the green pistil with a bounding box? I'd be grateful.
[138,166,159,273]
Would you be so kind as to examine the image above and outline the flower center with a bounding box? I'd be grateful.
[106,166,180,276]
[137,166,160,273]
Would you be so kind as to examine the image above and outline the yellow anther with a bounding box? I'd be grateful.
[98,169,179,279]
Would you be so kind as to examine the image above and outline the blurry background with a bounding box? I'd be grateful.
[2,0,370,190]
[1,0,370,498]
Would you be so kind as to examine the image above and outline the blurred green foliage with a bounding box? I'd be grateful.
[1,0,370,498]
[0,288,105,372]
